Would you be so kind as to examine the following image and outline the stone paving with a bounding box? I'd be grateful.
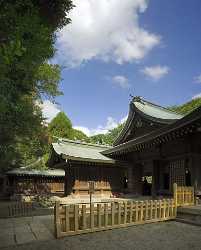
[1,217,201,250]
[0,215,54,248]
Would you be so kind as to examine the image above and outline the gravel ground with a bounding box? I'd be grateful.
[1,221,201,250]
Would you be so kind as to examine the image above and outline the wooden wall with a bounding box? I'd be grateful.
[65,164,128,197]
[8,176,64,196]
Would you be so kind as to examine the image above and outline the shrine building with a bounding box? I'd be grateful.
[49,97,201,198]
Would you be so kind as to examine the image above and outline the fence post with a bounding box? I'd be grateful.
[118,202,121,225]
[82,205,87,230]
[129,201,133,223]
[145,200,148,220]
[74,205,79,232]
[65,205,70,232]
[90,203,94,229]
[173,183,177,207]
[140,201,144,221]
[97,204,102,228]
[150,200,153,220]
[111,202,115,226]
[135,201,139,222]
[54,201,61,238]
[104,203,108,227]
[124,201,127,224]
[192,186,195,205]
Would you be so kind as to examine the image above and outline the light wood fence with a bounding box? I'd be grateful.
[55,199,177,238]
[173,183,194,207]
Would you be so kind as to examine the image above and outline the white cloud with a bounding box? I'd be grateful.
[74,115,127,136]
[73,126,91,136]
[39,100,60,123]
[56,0,160,66]
[120,115,128,124]
[112,75,130,89]
[192,93,201,100]
[194,74,201,83]
[141,65,169,81]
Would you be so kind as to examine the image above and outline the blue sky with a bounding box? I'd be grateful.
[42,0,201,136]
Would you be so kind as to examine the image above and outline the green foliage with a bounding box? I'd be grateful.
[72,129,91,142]
[48,112,72,139]
[0,0,73,171]
[48,112,91,143]
[169,98,201,115]
[36,63,63,99]
[90,123,124,145]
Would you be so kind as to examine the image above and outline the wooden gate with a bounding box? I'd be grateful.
[173,183,194,207]
[54,199,177,238]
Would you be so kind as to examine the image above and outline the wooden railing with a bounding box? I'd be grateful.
[8,202,34,218]
[173,183,194,207]
[54,199,177,238]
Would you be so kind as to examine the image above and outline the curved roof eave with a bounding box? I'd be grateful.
[113,97,183,146]
[103,105,201,156]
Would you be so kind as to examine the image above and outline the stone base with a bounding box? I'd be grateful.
[176,205,201,226]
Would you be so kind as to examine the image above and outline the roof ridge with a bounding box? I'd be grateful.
[132,96,183,116]
[57,138,112,149]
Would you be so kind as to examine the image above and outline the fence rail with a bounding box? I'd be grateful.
[173,183,194,207]
[8,202,34,217]
[55,199,177,238]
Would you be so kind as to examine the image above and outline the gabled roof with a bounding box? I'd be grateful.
[7,168,65,177]
[133,97,183,121]
[52,139,115,164]
[113,96,183,146]
[103,105,201,157]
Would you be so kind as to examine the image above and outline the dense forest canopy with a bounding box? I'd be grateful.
[0,0,73,171]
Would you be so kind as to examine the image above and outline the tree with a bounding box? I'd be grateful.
[48,112,73,139]
[169,98,201,115]
[48,112,91,143]
[72,129,91,142]
[90,123,124,145]
[0,0,73,170]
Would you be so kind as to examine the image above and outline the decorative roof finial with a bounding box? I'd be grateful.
[133,96,142,102]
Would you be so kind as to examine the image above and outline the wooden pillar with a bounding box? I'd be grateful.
[191,154,201,197]
[127,166,134,193]
[132,163,143,195]
[100,166,104,196]
[64,168,68,196]
[64,160,72,196]
[151,161,157,198]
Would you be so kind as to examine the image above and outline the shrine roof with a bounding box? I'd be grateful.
[103,105,201,157]
[7,168,65,177]
[133,97,183,120]
[52,139,115,164]
[113,96,183,146]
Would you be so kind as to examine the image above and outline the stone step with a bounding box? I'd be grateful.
[175,217,201,227]
[176,205,201,226]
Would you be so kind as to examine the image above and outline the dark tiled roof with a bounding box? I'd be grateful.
[113,97,183,146]
[52,139,115,163]
[103,105,201,156]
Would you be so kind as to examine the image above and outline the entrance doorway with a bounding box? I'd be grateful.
[142,175,152,195]
[185,169,191,186]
